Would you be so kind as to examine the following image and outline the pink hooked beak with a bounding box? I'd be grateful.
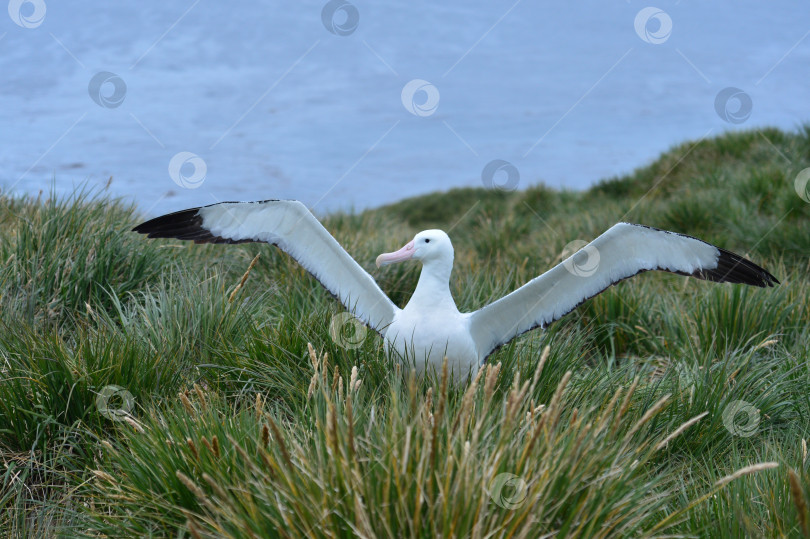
[376,240,415,267]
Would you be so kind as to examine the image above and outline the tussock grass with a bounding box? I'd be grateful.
[1,126,809,536]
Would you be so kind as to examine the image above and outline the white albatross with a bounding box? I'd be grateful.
[133,199,778,379]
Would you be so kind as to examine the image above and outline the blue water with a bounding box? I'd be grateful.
[1,1,808,216]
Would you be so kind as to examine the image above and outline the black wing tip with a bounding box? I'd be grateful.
[132,207,203,236]
[626,223,779,288]
[132,205,254,245]
[131,199,287,235]
[699,247,779,288]
[132,200,295,245]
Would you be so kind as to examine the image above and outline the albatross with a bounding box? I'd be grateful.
[133,199,778,379]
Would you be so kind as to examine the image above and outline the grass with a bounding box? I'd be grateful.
[0,126,809,537]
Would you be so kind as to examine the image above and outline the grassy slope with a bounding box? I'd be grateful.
[1,127,809,537]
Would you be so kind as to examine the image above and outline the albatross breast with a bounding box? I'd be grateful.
[384,305,478,379]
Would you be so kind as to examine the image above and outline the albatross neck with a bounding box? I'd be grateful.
[407,258,457,311]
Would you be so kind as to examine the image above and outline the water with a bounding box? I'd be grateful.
[1,0,808,217]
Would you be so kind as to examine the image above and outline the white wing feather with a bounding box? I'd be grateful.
[467,223,764,360]
[137,200,398,334]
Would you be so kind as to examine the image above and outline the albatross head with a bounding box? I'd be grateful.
[375,229,453,269]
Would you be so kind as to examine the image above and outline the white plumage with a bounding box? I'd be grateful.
[135,199,778,380]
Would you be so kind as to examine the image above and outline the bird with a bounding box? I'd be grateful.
[133,199,778,380]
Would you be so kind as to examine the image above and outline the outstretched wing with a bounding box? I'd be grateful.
[467,223,778,360]
[133,200,398,334]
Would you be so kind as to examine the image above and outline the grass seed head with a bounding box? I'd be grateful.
[176,471,205,501]
[201,436,213,455]
[202,472,229,502]
[307,342,319,371]
[262,423,270,448]
[715,462,779,487]
[193,384,207,410]
[655,411,708,451]
[179,392,195,417]
[307,374,318,400]
[349,365,362,394]
[332,365,340,391]
[92,470,116,483]
[625,394,671,441]
[186,438,198,459]
[788,469,809,537]
[255,393,264,418]
[123,416,145,433]
[529,345,551,395]
[484,362,501,403]
[187,518,203,539]
[752,338,779,351]
[228,252,260,303]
